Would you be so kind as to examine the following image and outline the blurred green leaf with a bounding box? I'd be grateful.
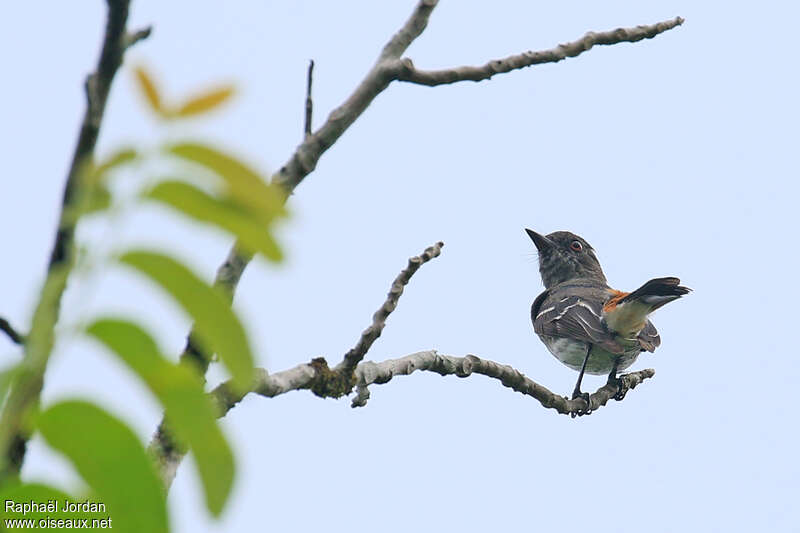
[83,185,112,214]
[144,180,282,261]
[90,148,139,184]
[0,483,106,525]
[63,147,136,226]
[85,319,234,515]
[133,66,166,118]
[37,401,168,533]
[175,85,236,117]
[61,185,112,227]
[164,142,287,224]
[118,251,254,391]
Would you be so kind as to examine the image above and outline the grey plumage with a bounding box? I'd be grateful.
[526,229,689,386]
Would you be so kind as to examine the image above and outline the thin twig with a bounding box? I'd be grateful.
[304,60,314,138]
[0,0,149,481]
[337,241,444,377]
[124,25,153,49]
[0,318,24,346]
[275,0,438,192]
[397,17,685,86]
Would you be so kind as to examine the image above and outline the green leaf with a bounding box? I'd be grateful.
[175,85,236,117]
[61,185,112,227]
[63,147,136,225]
[84,185,112,214]
[37,401,168,533]
[90,148,139,184]
[0,483,107,525]
[118,250,254,391]
[133,66,166,118]
[144,180,282,261]
[164,142,287,224]
[85,319,234,515]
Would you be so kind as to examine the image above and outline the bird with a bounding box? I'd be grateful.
[526,229,690,408]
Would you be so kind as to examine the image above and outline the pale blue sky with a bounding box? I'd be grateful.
[2,1,797,531]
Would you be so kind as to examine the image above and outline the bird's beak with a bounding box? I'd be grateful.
[525,228,553,252]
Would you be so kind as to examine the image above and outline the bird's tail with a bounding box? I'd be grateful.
[621,277,691,310]
[603,277,690,336]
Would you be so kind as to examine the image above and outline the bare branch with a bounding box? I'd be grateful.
[152,345,655,487]
[197,12,685,324]
[192,8,685,332]
[150,240,444,487]
[379,0,438,61]
[142,353,651,486]
[274,0,440,192]
[0,318,24,346]
[397,16,684,86]
[0,0,148,481]
[147,1,682,486]
[207,353,654,418]
[148,2,451,477]
[337,241,444,377]
[350,351,654,415]
[304,60,314,138]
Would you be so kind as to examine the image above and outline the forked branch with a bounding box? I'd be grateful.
[337,241,444,378]
[149,0,682,486]
[210,352,654,418]
[397,17,684,86]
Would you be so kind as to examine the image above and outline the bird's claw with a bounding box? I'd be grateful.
[570,391,592,417]
[608,375,628,401]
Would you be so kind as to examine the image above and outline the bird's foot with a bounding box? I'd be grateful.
[570,390,592,417]
[607,375,628,401]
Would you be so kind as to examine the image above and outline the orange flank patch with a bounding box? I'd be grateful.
[603,289,629,312]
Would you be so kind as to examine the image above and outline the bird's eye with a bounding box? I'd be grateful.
[570,240,583,252]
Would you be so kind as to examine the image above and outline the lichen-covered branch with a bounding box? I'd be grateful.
[148,0,682,487]
[232,353,653,417]
[150,240,445,487]
[337,241,444,378]
[151,351,653,488]
[0,0,150,482]
[351,351,654,415]
[397,17,684,86]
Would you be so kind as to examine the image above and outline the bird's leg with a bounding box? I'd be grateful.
[571,346,592,414]
[606,359,627,401]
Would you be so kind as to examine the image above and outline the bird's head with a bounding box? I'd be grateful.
[525,229,606,288]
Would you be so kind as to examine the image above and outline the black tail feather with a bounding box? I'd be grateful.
[622,277,691,309]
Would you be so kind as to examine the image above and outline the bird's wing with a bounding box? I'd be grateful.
[532,294,626,354]
[637,320,661,352]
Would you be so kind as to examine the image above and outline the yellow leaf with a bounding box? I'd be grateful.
[133,66,165,117]
[176,85,236,117]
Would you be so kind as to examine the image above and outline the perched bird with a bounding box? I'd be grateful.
[526,229,689,404]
